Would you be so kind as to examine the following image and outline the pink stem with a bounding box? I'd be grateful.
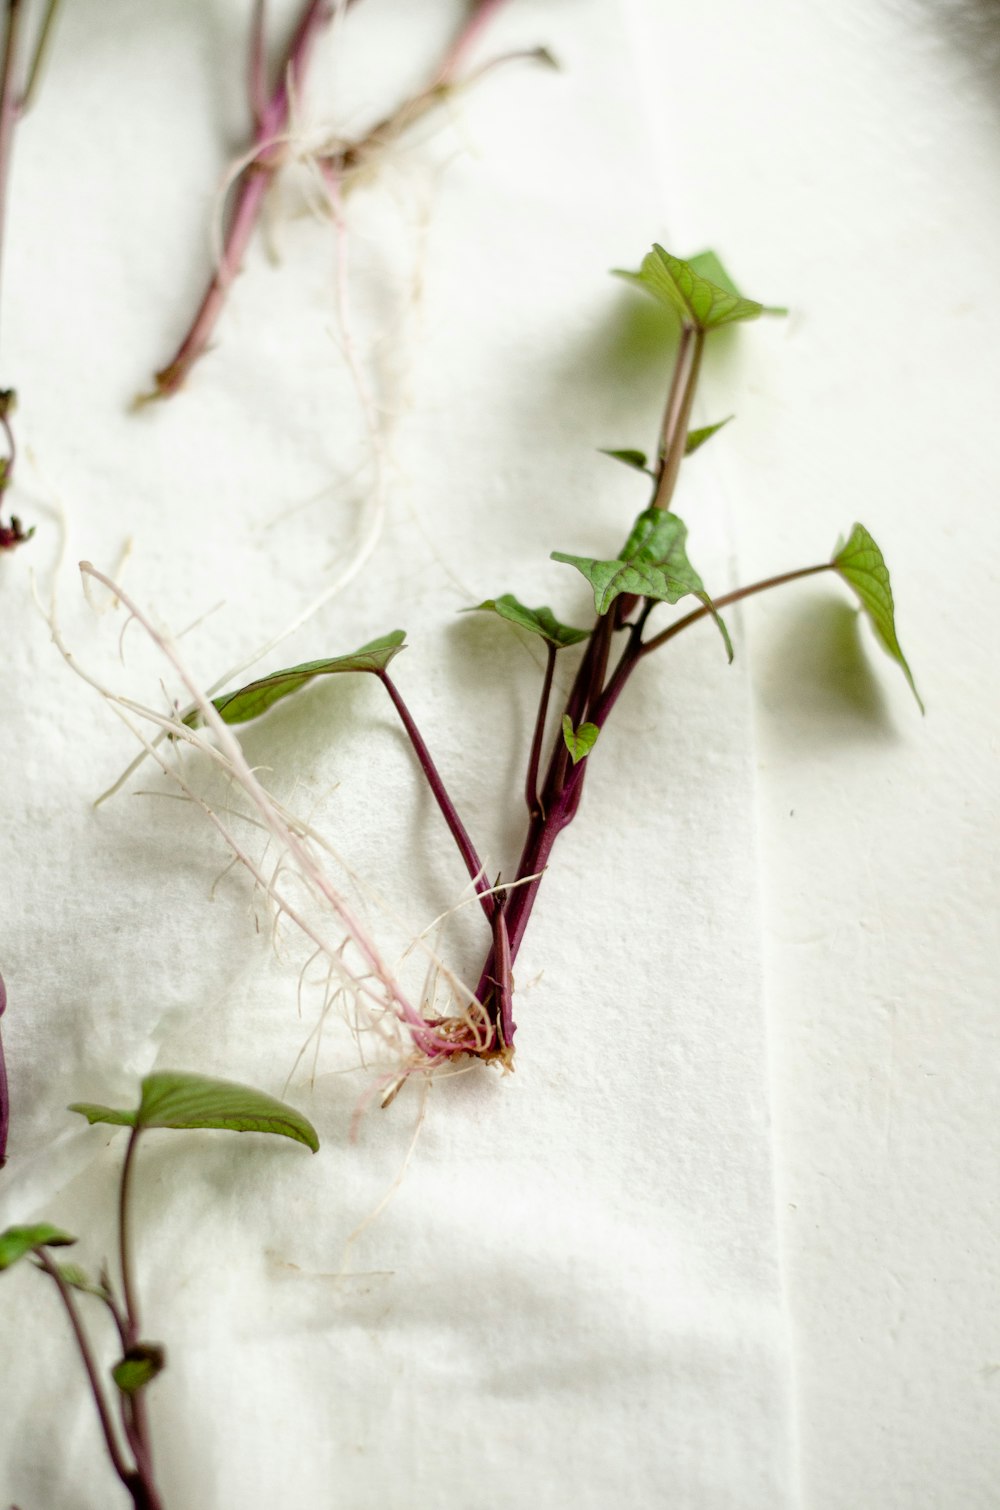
[153,0,341,396]
[379,671,495,923]
[438,0,513,83]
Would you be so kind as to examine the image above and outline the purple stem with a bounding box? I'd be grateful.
[153,0,341,397]
[438,0,515,83]
[640,562,833,656]
[525,643,556,817]
[0,970,8,1168]
[35,1249,136,1494]
[0,0,23,354]
[249,0,268,128]
[115,1126,162,1507]
[471,563,838,1021]
[490,899,515,1048]
[378,671,495,922]
[0,0,24,547]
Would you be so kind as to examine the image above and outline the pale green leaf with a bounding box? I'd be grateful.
[685,417,733,456]
[466,595,590,648]
[184,632,406,729]
[686,250,741,295]
[45,1262,110,1300]
[552,507,705,615]
[561,717,599,764]
[598,448,653,476]
[613,245,776,332]
[0,1224,77,1270]
[112,1343,166,1396]
[832,524,923,711]
[694,592,734,663]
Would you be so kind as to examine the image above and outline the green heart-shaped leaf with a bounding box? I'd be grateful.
[466,595,590,648]
[0,1224,77,1270]
[832,524,923,711]
[613,246,783,333]
[184,632,406,729]
[561,717,600,765]
[71,1072,319,1152]
[552,507,705,615]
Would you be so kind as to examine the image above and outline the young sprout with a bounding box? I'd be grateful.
[75,246,920,1091]
[0,1071,318,1510]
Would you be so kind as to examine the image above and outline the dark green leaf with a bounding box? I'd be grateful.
[112,1343,166,1396]
[613,245,778,332]
[685,417,733,456]
[832,524,923,711]
[552,507,705,615]
[137,1072,319,1150]
[0,1224,77,1270]
[184,632,407,729]
[71,1073,319,1151]
[466,595,590,648]
[598,448,653,476]
[561,717,599,764]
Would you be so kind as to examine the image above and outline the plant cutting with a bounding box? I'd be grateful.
[0,1070,318,1509]
[148,0,551,399]
[69,244,920,1098]
[0,0,61,549]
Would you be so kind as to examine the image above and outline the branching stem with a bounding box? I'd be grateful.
[0,0,61,546]
[0,0,24,353]
[153,0,340,397]
[35,1249,134,1490]
[152,0,538,396]
[640,562,832,657]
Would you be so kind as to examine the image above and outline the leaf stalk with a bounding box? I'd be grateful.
[379,671,495,922]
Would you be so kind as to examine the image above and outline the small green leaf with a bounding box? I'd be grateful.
[598,448,653,476]
[48,1262,109,1298]
[552,507,705,615]
[184,632,407,729]
[832,524,923,711]
[695,592,735,664]
[71,1073,319,1151]
[0,1224,77,1270]
[561,716,599,764]
[69,1103,138,1129]
[466,595,590,648]
[685,417,733,456]
[112,1343,166,1396]
[613,246,779,333]
[33,1258,115,1303]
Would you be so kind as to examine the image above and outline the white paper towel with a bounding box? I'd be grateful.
[0,3,795,1505]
